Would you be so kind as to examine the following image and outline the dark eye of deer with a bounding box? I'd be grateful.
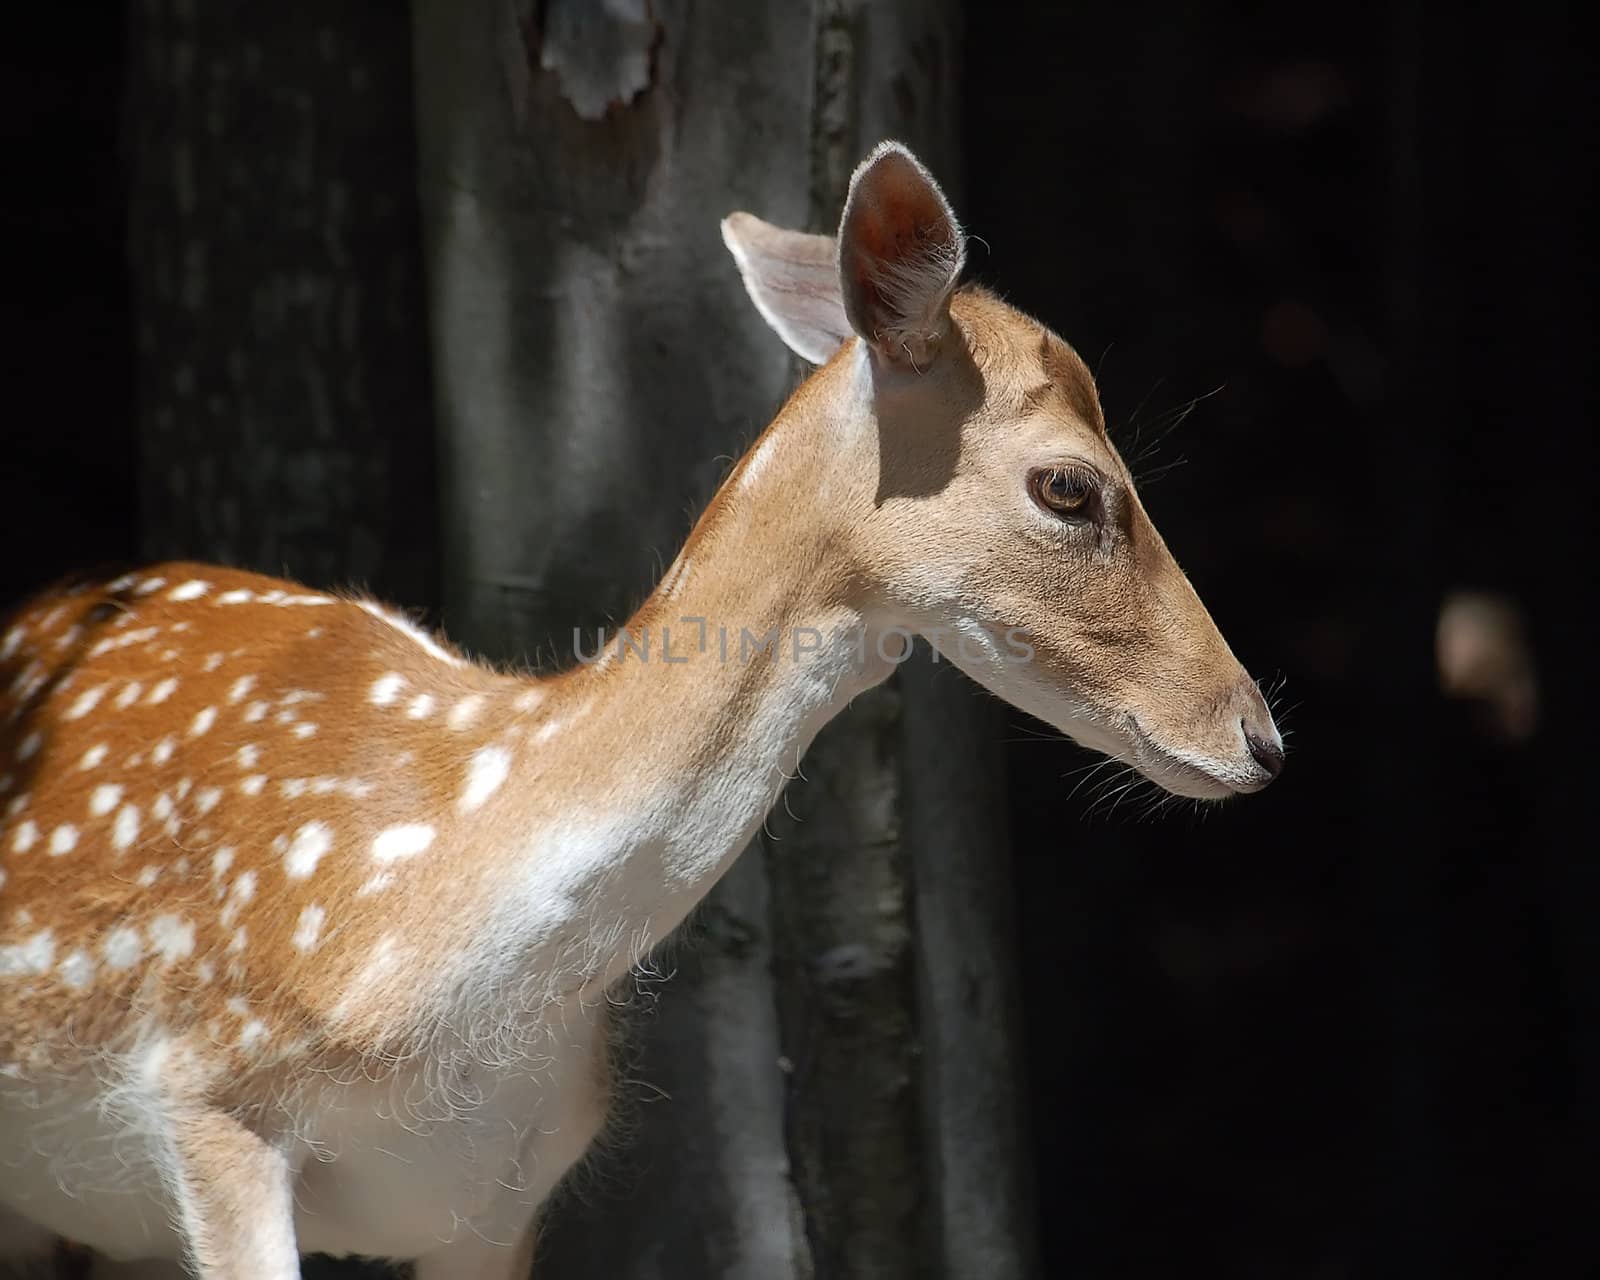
[1030,467,1094,518]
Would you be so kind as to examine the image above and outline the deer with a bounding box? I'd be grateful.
[0,141,1283,1277]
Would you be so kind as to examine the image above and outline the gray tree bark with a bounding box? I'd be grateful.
[411,3,815,1274]
[412,2,1037,1278]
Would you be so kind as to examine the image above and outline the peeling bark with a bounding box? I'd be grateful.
[512,0,663,122]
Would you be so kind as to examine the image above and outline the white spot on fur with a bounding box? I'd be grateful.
[0,626,22,661]
[148,677,179,705]
[406,693,435,720]
[212,848,234,879]
[285,822,333,878]
[332,934,400,1021]
[16,731,42,762]
[153,793,174,821]
[460,745,511,813]
[134,577,166,596]
[244,701,269,723]
[228,675,256,704]
[236,743,261,768]
[136,865,160,887]
[291,904,325,952]
[371,824,436,864]
[49,824,78,856]
[152,737,176,766]
[240,775,266,796]
[448,694,485,730]
[102,927,141,969]
[168,579,210,602]
[114,681,143,709]
[112,804,140,851]
[195,787,222,815]
[148,915,195,965]
[370,673,405,707]
[79,743,108,770]
[59,949,94,990]
[202,652,224,673]
[10,820,37,854]
[292,721,317,739]
[190,706,217,737]
[0,929,54,976]
[215,588,254,604]
[89,784,122,817]
[533,716,569,745]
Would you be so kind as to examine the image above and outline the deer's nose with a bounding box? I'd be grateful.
[1243,719,1285,781]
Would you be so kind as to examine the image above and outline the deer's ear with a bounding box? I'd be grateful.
[837,142,966,368]
[721,212,853,366]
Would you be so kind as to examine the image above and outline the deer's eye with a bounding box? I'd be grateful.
[1029,467,1096,519]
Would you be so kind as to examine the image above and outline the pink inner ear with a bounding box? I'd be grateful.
[855,161,954,262]
[840,149,960,350]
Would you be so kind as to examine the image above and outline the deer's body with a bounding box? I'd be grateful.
[0,144,1282,1275]
[0,567,624,1267]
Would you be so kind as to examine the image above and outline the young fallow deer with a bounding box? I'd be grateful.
[0,142,1282,1277]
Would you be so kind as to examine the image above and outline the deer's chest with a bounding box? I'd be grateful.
[292,1009,611,1259]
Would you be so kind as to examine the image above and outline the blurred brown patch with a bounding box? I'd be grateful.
[1436,591,1540,743]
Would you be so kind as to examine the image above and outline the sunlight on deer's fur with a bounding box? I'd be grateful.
[0,141,1281,1277]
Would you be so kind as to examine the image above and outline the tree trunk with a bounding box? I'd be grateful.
[127,0,437,608]
[411,2,816,1274]
[411,2,1036,1277]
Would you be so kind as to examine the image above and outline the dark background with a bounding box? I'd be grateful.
[3,2,1594,1276]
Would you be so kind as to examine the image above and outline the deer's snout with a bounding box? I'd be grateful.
[1236,681,1284,788]
[1244,719,1285,781]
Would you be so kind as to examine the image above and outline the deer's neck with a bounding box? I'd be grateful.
[469,360,887,1012]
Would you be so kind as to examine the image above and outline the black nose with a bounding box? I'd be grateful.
[1244,722,1285,780]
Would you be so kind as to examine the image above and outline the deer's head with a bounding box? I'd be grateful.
[722,142,1282,798]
